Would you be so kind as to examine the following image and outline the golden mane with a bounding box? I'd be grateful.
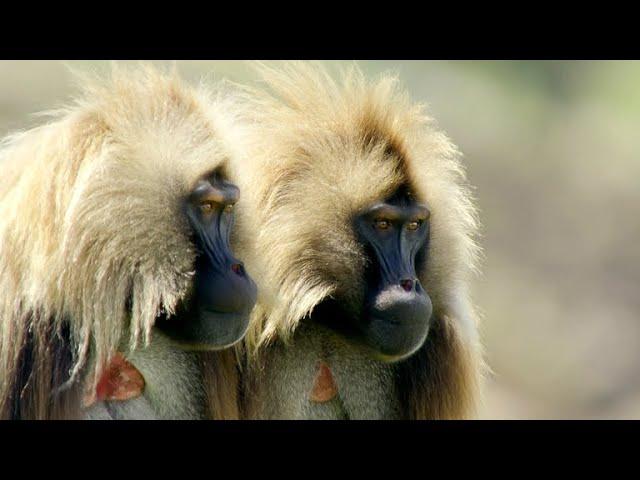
[0,64,247,418]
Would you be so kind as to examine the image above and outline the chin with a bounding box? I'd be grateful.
[155,309,251,351]
[360,315,431,363]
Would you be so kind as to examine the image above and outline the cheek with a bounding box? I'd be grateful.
[310,235,368,316]
[416,231,448,308]
[413,235,430,274]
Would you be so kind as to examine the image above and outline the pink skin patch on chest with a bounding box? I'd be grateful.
[83,352,145,407]
[309,361,338,403]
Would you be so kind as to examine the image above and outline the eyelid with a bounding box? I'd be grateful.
[417,207,431,221]
[406,219,422,230]
[373,218,391,229]
[199,200,215,212]
[367,204,401,220]
[198,191,226,206]
[191,179,239,205]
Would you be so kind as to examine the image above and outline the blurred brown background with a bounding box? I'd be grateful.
[1,60,638,419]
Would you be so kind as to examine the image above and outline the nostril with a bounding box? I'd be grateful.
[400,279,414,292]
[231,263,245,276]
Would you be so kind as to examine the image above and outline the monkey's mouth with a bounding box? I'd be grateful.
[363,314,430,362]
[155,308,251,351]
[308,294,432,362]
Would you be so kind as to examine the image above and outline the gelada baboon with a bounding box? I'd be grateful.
[233,62,484,419]
[0,64,256,419]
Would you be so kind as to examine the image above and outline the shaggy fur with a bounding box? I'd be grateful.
[0,64,245,419]
[232,62,485,419]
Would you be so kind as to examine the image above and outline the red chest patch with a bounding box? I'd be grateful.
[309,361,338,403]
[83,352,145,407]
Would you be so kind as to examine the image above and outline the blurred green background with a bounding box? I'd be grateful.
[1,60,638,419]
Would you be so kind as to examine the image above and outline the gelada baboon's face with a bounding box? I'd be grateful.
[309,182,433,362]
[156,170,257,350]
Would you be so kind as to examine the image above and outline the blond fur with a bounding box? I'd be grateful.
[0,64,246,419]
[232,61,485,419]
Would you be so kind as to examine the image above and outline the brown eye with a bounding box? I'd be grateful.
[224,204,234,214]
[200,201,214,213]
[407,220,422,231]
[374,219,391,230]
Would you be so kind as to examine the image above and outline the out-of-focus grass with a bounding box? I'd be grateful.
[1,60,638,419]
